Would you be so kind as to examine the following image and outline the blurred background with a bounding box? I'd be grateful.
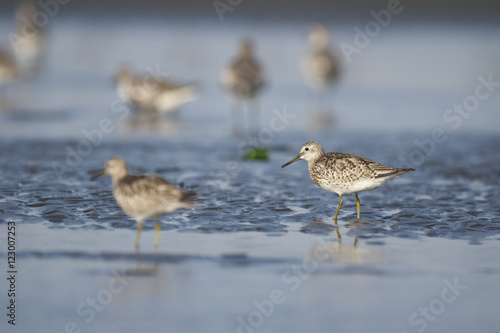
[0,0,499,137]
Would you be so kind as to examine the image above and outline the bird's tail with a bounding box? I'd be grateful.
[376,167,415,179]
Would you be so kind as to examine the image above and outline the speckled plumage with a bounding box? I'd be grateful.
[97,157,195,221]
[94,157,195,248]
[282,142,414,220]
[308,151,410,195]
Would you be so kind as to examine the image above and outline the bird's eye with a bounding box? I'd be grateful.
[305,147,309,151]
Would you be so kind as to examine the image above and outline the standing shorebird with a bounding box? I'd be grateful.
[13,1,45,76]
[93,157,196,249]
[220,39,265,135]
[302,24,339,92]
[302,24,339,113]
[115,66,198,117]
[282,142,414,222]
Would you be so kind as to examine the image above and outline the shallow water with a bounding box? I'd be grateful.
[1,15,500,333]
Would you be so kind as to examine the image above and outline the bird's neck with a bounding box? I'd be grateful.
[111,171,129,186]
[308,153,324,166]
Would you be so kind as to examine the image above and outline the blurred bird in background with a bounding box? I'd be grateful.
[302,23,340,128]
[115,65,198,119]
[302,23,339,97]
[220,39,265,136]
[12,1,46,77]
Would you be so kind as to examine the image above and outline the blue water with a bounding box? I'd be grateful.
[1,15,500,333]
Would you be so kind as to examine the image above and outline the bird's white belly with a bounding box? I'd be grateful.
[127,202,188,222]
[154,87,197,113]
[316,177,390,195]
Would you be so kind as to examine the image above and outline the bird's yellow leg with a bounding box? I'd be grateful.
[154,220,161,250]
[333,195,343,223]
[355,193,360,219]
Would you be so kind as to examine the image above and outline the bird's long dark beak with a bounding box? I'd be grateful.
[91,169,106,181]
[281,154,302,168]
